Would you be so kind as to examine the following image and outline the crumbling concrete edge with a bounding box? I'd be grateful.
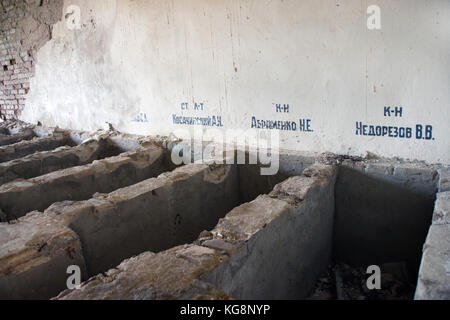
[415,166,450,300]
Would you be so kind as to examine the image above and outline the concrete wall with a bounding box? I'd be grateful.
[415,175,450,300]
[65,164,240,276]
[201,164,337,299]
[0,145,169,221]
[55,163,337,300]
[18,0,450,164]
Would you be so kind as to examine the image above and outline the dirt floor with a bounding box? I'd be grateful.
[308,262,416,300]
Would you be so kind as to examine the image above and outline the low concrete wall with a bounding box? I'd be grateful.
[237,150,316,204]
[0,163,242,298]
[0,144,170,221]
[0,128,316,299]
[201,164,337,299]
[60,164,240,276]
[0,128,35,146]
[0,139,109,184]
[0,133,69,163]
[334,161,438,272]
[415,191,450,300]
[163,141,316,204]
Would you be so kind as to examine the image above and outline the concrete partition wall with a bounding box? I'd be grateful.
[201,164,337,299]
[20,0,450,165]
[415,177,450,300]
[237,150,316,203]
[51,164,240,276]
[0,139,111,184]
[56,164,337,300]
[0,145,170,221]
[0,164,240,299]
[1,158,311,299]
[0,133,69,163]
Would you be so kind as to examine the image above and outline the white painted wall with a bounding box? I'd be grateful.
[21,0,450,164]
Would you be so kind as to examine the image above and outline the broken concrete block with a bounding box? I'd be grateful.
[56,246,230,300]
[0,212,87,300]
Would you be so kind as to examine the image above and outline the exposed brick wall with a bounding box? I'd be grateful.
[0,0,62,120]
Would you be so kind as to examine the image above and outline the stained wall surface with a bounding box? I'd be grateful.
[17,0,450,164]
